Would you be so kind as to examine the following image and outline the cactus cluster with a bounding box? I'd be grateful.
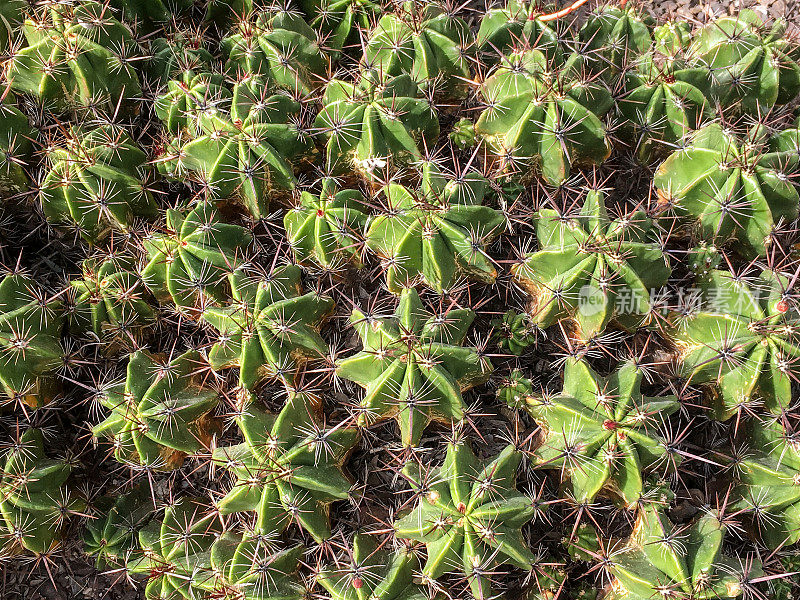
[0,2,799,600]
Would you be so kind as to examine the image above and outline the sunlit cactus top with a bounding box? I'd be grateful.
[336,288,493,446]
[6,0,142,110]
[512,185,671,341]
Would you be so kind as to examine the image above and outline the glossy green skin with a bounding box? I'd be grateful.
[142,203,252,314]
[690,10,800,114]
[316,534,429,600]
[83,486,155,568]
[674,269,800,420]
[578,5,653,73]
[512,189,671,341]
[476,50,612,185]
[363,2,474,99]
[733,420,800,548]
[314,72,439,180]
[0,429,81,556]
[299,0,382,56]
[476,0,562,63]
[70,255,155,343]
[7,1,142,110]
[608,505,762,600]
[40,125,158,242]
[655,124,800,258]
[199,533,306,600]
[0,100,36,196]
[0,274,63,409]
[284,178,368,270]
[365,163,504,294]
[618,57,712,163]
[336,289,492,447]
[213,394,357,542]
[147,34,215,84]
[92,350,219,469]
[522,359,679,505]
[129,498,221,600]
[491,310,537,356]
[108,0,193,33]
[202,265,334,390]
[395,442,537,600]
[180,75,316,219]
[221,10,327,96]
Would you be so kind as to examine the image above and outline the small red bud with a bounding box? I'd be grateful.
[777,300,789,313]
[352,577,363,589]
[316,209,325,217]
[602,419,618,431]
[457,502,467,514]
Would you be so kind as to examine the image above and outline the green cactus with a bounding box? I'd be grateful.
[6,1,142,110]
[147,32,215,84]
[394,442,537,600]
[336,288,492,446]
[200,532,307,600]
[0,274,64,409]
[674,268,800,420]
[497,369,533,411]
[618,56,712,163]
[298,0,382,57]
[772,552,800,600]
[607,504,762,600]
[578,5,654,73]
[284,178,369,271]
[84,485,156,568]
[221,10,328,96]
[0,429,82,556]
[108,0,193,34]
[155,72,231,135]
[449,117,476,150]
[653,20,692,57]
[731,419,800,548]
[69,254,155,347]
[475,0,563,63]
[212,393,357,542]
[202,265,334,390]
[92,350,219,469]
[316,533,430,600]
[141,203,252,315]
[40,124,158,242]
[314,71,439,180]
[517,358,679,505]
[654,124,800,258]
[511,187,671,341]
[0,0,26,53]
[365,162,504,294]
[179,75,316,219]
[690,10,800,114]
[476,50,612,185]
[129,498,221,600]
[0,98,36,196]
[363,1,475,99]
[686,242,721,279]
[203,0,254,27]
[491,310,537,356]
